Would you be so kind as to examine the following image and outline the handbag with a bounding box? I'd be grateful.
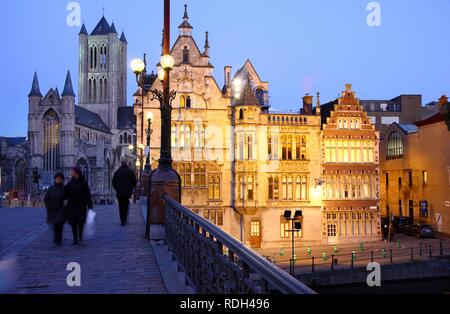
[84,209,97,239]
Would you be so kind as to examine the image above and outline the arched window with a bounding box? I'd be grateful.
[127,134,132,144]
[103,78,107,101]
[182,46,189,63]
[180,95,186,108]
[120,134,123,144]
[100,45,108,69]
[93,78,97,102]
[14,159,27,192]
[387,131,403,158]
[43,110,61,172]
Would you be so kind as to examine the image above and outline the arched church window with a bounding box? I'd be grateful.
[93,79,97,102]
[128,134,132,144]
[120,134,123,144]
[180,95,186,108]
[43,109,61,172]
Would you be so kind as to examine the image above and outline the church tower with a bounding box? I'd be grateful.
[78,17,127,130]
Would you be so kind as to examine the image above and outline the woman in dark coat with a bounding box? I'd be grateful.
[64,167,93,246]
[44,173,66,246]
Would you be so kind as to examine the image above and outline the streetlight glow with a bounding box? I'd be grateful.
[146,111,154,122]
[160,54,175,70]
[131,58,146,74]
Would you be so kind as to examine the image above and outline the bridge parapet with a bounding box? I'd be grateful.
[163,195,316,294]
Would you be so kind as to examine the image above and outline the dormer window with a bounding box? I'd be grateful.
[182,46,190,63]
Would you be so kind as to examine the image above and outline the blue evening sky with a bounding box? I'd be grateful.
[1,0,449,136]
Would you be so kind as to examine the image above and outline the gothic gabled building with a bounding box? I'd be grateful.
[0,16,135,203]
[136,5,381,248]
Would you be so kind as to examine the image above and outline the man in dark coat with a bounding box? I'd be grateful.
[112,158,137,226]
[64,167,93,246]
[44,173,66,246]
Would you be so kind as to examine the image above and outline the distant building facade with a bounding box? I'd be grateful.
[380,96,450,236]
[0,17,135,203]
[136,5,381,248]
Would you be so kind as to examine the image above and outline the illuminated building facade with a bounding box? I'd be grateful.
[380,96,450,236]
[136,5,381,248]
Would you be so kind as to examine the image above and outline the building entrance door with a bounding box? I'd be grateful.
[250,220,262,248]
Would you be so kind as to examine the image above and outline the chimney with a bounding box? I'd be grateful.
[302,94,313,115]
[223,66,232,96]
[316,92,321,116]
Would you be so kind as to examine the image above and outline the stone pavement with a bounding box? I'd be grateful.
[0,204,167,294]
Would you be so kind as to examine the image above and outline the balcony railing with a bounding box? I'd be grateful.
[163,195,316,294]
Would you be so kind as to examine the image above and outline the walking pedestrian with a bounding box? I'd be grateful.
[112,158,137,226]
[44,173,66,246]
[64,167,93,246]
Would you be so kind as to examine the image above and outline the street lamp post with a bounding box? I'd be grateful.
[131,0,180,236]
[145,112,153,173]
[284,210,303,276]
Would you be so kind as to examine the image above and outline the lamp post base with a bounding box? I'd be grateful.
[148,167,181,225]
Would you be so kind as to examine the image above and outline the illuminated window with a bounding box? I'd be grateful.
[208,175,220,200]
[251,221,261,237]
[43,109,60,172]
[171,124,177,147]
[180,96,186,108]
[422,171,428,185]
[387,132,403,158]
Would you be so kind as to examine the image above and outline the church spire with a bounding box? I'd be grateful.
[203,31,210,57]
[62,70,75,97]
[178,4,193,36]
[28,72,42,97]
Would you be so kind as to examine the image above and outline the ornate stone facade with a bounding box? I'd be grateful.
[136,5,381,248]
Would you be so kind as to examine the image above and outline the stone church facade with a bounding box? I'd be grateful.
[0,17,135,204]
[136,5,381,248]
